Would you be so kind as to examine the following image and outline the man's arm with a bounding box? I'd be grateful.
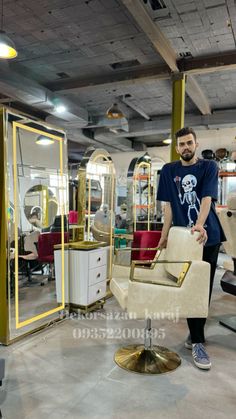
[158,202,173,249]
[191,196,211,244]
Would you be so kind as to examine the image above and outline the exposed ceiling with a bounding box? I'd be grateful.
[1,0,236,160]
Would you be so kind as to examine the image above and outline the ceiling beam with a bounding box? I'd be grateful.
[116,0,211,115]
[45,63,170,92]
[97,109,236,138]
[186,75,211,115]
[0,63,89,126]
[118,95,151,120]
[121,0,178,71]
[46,50,236,94]
[178,52,236,75]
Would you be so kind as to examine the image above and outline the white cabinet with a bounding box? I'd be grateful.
[55,247,108,306]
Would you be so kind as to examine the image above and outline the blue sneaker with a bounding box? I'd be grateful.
[192,343,211,370]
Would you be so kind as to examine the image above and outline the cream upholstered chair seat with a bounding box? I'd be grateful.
[110,226,210,374]
[218,193,236,332]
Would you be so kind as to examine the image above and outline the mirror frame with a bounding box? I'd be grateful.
[12,121,66,329]
[127,153,152,232]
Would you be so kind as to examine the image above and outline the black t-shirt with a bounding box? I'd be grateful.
[157,159,225,246]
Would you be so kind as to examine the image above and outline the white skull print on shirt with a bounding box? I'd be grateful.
[174,174,200,227]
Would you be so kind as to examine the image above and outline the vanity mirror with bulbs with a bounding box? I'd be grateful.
[0,107,68,344]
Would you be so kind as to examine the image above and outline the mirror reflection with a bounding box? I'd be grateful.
[24,185,58,228]
[7,114,68,341]
[77,149,115,245]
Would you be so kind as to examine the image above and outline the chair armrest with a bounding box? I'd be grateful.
[130,259,192,287]
[114,246,160,255]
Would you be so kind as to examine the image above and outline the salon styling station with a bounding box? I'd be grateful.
[55,147,116,314]
[0,106,68,345]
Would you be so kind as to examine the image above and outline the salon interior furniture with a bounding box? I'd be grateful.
[131,230,162,261]
[110,226,210,374]
[50,215,68,232]
[218,193,236,332]
[38,231,69,280]
[55,245,109,307]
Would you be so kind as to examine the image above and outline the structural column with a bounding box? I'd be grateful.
[171,73,186,162]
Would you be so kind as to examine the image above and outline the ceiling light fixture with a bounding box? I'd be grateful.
[36,135,54,146]
[106,103,125,119]
[54,104,66,113]
[0,0,17,59]
[163,138,172,144]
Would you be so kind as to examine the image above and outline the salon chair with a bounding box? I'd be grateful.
[110,226,210,374]
[218,193,236,332]
[38,232,69,280]
[131,230,162,261]
[50,215,68,232]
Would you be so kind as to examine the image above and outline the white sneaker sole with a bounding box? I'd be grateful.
[185,341,192,349]
[193,359,211,370]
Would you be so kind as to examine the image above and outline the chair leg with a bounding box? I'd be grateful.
[114,319,181,374]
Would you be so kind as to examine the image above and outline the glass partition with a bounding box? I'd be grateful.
[0,107,68,343]
[126,153,152,232]
[77,148,115,278]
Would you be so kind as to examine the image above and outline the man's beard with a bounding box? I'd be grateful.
[181,151,195,161]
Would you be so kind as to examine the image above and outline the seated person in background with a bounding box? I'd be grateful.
[11,230,39,269]
[28,208,42,229]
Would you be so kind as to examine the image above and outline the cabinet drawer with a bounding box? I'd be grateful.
[88,265,107,286]
[89,249,107,269]
[88,281,106,305]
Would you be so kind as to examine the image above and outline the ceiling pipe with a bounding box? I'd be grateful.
[0,63,88,126]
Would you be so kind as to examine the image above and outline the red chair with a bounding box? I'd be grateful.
[131,230,161,261]
[38,232,69,278]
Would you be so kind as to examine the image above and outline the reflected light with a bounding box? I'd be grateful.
[55,105,66,113]
[36,135,55,145]
[163,138,172,144]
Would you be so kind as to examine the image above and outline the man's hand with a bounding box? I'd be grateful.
[158,236,168,249]
[191,224,207,245]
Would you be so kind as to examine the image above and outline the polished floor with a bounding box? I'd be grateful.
[0,254,235,419]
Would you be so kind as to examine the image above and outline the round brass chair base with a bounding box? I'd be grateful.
[114,344,181,374]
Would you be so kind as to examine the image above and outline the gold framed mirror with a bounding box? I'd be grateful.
[0,107,68,344]
[77,147,116,278]
[126,153,152,232]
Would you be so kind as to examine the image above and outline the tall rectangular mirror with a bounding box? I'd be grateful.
[0,107,68,344]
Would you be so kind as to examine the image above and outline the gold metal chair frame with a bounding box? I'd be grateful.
[113,253,192,374]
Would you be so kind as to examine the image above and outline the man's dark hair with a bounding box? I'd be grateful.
[175,127,196,142]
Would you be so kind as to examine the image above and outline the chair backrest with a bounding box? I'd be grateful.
[164,227,203,278]
[50,215,68,232]
[131,230,161,261]
[38,232,69,260]
[218,193,236,258]
[24,230,40,256]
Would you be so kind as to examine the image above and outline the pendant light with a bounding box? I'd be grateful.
[0,0,17,59]
[106,103,124,119]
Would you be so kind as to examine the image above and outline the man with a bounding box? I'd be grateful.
[157,127,225,370]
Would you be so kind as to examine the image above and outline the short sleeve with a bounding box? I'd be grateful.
[157,164,171,202]
[201,160,218,200]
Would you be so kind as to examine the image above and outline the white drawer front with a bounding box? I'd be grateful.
[88,265,107,286]
[88,281,106,305]
[89,249,107,269]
